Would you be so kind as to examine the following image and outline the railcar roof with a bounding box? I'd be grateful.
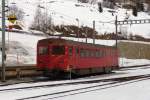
[38,38,116,49]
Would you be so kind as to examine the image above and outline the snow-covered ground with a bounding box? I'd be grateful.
[119,58,150,67]
[2,80,150,100]
[0,64,150,100]
[52,79,150,100]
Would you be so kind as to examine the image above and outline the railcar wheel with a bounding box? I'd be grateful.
[43,69,51,77]
[104,67,112,74]
[51,69,61,78]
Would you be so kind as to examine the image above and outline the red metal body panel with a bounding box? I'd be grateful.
[37,38,119,73]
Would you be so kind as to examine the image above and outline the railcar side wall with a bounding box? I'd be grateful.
[67,45,119,70]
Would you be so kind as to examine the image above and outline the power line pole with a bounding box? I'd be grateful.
[85,26,87,43]
[93,20,95,44]
[2,0,6,82]
[76,18,79,41]
[115,16,118,48]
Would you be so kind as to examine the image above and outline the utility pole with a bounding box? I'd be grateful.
[2,0,6,82]
[93,20,95,44]
[85,26,87,43]
[76,18,79,41]
[115,16,118,48]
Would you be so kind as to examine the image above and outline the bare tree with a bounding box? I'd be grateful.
[30,6,53,34]
[31,6,43,30]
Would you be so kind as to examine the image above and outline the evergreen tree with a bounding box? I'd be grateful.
[78,0,88,3]
[132,7,138,16]
[98,2,103,13]
[136,2,144,11]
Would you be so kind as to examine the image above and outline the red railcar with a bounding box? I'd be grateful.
[37,38,119,77]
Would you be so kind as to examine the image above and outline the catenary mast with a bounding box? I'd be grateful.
[1,0,6,82]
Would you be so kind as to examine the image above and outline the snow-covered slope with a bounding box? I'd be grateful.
[0,0,150,38]
[0,32,45,65]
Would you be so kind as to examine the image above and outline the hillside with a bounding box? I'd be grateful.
[0,0,150,39]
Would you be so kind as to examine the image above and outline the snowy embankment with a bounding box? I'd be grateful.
[0,31,150,66]
[119,58,150,67]
[0,31,45,65]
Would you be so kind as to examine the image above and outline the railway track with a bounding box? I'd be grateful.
[1,64,150,79]
[11,74,150,100]
[0,74,146,91]
[0,64,149,99]
[0,64,149,86]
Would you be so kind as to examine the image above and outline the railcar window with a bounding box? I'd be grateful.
[87,50,90,57]
[76,48,79,55]
[104,50,106,56]
[80,49,87,57]
[80,49,84,57]
[69,47,73,56]
[52,46,65,55]
[100,50,104,57]
[84,50,88,57]
[96,51,99,57]
[89,50,92,57]
[39,46,48,55]
[91,51,95,57]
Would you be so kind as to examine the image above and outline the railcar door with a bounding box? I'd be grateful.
[37,45,49,68]
[75,47,79,68]
[68,46,74,68]
[51,45,66,69]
